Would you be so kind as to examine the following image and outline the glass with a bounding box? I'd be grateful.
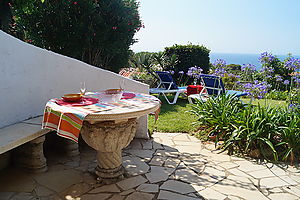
[119,79,125,90]
[80,82,86,96]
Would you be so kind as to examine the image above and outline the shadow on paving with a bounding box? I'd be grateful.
[0,132,300,200]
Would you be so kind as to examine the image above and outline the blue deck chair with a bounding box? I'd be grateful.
[188,74,247,103]
[149,71,187,104]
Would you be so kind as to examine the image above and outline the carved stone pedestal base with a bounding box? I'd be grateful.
[95,165,125,184]
[81,118,137,183]
[13,136,47,173]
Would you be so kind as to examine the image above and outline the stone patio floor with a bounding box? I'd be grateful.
[1,132,300,200]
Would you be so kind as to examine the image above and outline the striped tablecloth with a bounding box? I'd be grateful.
[42,92,160,142]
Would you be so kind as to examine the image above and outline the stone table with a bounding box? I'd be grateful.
[81,93,160,183]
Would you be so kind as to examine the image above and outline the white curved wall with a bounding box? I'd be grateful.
[0,31,149,137]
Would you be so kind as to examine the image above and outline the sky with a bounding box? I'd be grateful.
[131,0,300,55]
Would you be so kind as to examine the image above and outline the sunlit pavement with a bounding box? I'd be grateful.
[1,132,300,200]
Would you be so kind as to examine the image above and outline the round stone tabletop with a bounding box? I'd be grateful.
[84,92,160,122]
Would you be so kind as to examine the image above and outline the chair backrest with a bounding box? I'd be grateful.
[155,71,178,89]
[199,74,225,95]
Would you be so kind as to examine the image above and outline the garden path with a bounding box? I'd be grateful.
[1,132,300,200]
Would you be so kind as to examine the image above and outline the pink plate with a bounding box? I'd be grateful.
[56,97,98,106]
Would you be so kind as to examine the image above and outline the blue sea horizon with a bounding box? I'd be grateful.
[210,52,300,70]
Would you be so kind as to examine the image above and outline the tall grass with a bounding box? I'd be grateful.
[190,94,300,163]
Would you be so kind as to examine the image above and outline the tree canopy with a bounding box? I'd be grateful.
[2,0,143,72]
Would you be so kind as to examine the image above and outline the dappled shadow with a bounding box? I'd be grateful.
[2,132,299,199]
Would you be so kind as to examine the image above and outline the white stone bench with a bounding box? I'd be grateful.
[0,116,51,172]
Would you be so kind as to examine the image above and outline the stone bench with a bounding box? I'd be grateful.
[0,116,51,172]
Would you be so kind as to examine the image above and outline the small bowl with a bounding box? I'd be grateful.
[62,93,83,102]
[99,89,124,103]
[105,89,123,95]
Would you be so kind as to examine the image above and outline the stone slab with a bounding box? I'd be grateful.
[157,190,199,200]
[160,180,196,194]
[136,184,159,193]
[145,166,175,183]
[116,175,147,191]
[122,156,150,176]
[125,192,154,200]
[248,168,275,179]
[80,193,112,200]
[212,178,268,200]
[198,188,227,200]
[89,184,120,193]
[260,176,298,189]
[268,193,298,200]
[21,116,44,125]
[109,194,125,200]
[149,156,165,166]
[33,169,83,193]
[125,149,154,160]
[0,122,50,154]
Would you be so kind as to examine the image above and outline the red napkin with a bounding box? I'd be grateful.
[56,97,99,106]
[121,92,136,99]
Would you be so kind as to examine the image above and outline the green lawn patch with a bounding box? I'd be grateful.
[242,98,288,107]
[148,96,196,133]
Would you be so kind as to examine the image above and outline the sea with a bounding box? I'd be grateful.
[210,52,300,70]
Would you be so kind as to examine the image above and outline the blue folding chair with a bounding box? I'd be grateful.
[149,71,187,104]
[188,74,247,103]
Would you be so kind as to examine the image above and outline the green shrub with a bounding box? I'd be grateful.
[164,44,210,84]
[276,108,300,164]
[227,105,281,160]
[12,0,142,72]
[190,94,244,139]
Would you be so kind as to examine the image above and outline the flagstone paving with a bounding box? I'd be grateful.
[1,132,300,199]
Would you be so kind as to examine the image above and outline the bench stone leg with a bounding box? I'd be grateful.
[0,151,11,170]
[55,136,80,156]
[13,136,47,173]
[62,139,80,156]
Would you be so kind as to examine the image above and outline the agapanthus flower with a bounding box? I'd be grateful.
[294,77,300,84]
[243,81,271,99]
[178,71,184,74]
[213,68,227,77]
[242,63,256,72]
[261,66,274,74]
[259,52,275,64]
[213,59,226,68]
[284,57,300,70]
[283,80,290,85]
[266,75,272,79]
[275,75,283,82]
[187,66,203,79]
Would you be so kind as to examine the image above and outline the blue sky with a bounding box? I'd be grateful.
[131,0,300,55]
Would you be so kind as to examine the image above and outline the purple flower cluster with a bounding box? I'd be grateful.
[284,57,300,70]
[241,63,256,72]
[289,103,300,111]
[293,77,300,84]
[243,80,271,99]
[187,66,203,79]
[275,75,283,82]
[213,68,227,77]
[283,80,290,85]
[213,59,226,68]
[259,52,276,65]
